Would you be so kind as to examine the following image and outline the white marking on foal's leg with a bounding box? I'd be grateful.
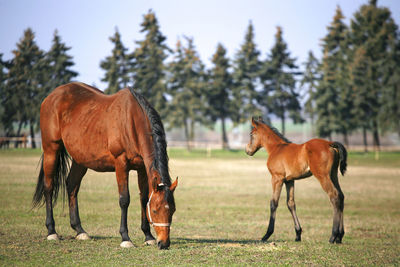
[75,233,90,240]
[145,239,156,245]
[47,234,59,241]
[120,241,135,248]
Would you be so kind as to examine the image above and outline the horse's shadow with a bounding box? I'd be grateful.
[174,237,282,245]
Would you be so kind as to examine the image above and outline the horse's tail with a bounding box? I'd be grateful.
[32,144,71,208]
[330,142,347,176]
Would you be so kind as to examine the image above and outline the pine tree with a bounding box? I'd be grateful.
[316,6,348,140]
[260,26,303,135]
[0,54,9,133]
[350,47,371,151]
[232,21,262,123]
[100,28,130,94]
[380,35,400,138]
[208,43,235,149]
[166,37,208,149]
[6,28,45,148]
[300,51,320,135]
[46,30,78,91]
[131,10,169,116]
[349,0,398,150]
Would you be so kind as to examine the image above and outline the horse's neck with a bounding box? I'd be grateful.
[261,127,285,154]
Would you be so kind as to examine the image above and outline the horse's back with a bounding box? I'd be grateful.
[40,83,142,171]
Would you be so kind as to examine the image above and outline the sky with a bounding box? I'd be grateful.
[0,0,399,89]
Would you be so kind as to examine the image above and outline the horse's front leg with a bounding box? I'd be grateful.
[137,168,156,245]
[285,180,302,241]
[262,177,283,242]
[115,157,134,248]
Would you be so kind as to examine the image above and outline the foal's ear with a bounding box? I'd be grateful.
[170,177,178,192]
[251,117,259,127]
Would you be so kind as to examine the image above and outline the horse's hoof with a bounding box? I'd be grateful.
[145,239,156,246]
[76,233,90,240]
[120,241,135,248]
[47,234,59,241]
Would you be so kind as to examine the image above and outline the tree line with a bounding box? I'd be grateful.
[1,0,399,151]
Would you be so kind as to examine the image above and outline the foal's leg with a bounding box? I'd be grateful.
[315,174,343,243]
[262,177,284,242]
[115,157,134,248]
[66,160,89,240]
[329,169,345,243]
[137,167,156,245]
[285,181,302,241]
[42,144,62,240]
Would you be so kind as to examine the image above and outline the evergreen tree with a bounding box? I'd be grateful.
[166,37,208,149]
[208,43,235,149]
[316,6,348,140]
[300,51,320,135]
[131,10,169,116]
[5,28,45,148]
[100,28,130,94]
[349,0,398,150]
[260,26,303,135]
[46,30,78,91]
[0,54,9,133]
[380,34,400,138]
[232,21,262,123]
[350,47,371,151]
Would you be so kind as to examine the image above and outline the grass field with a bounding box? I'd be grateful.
[0,148,399,266]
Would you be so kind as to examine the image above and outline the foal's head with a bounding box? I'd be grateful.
[147,177,178,249]
[245,118,264,156]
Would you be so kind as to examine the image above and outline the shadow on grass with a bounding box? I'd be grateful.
[175,237,283,245]
[62,235,115,240]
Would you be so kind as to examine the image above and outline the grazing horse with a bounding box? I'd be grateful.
[32,82,178,249]
[245,118,347,244]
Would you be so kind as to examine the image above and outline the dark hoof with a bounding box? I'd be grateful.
[295,237,301,242]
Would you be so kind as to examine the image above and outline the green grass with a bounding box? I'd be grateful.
[0,149,399,266]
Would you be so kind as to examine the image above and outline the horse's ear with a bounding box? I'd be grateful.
[251,117,259,127]
[170,177,178,192]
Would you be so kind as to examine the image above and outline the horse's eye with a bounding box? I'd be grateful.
[152,210,157,214]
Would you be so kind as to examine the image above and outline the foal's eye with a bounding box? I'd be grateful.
[152,210,157,214]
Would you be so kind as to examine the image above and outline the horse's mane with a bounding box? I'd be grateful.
[128,88,172,187]
[257,118,292,144]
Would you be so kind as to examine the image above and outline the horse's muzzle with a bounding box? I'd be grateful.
[157,239,170,250]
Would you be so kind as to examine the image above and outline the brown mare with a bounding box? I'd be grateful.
[245,118,347,244]
[32,82,178,249]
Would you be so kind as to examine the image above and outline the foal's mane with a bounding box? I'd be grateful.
[128,88,172,187]
[257,118,292,144]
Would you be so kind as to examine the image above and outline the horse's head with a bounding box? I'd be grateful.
[147,177,178,249]
[246,117,263,156]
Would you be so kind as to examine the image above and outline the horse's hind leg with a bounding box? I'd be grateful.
[66,160,89,240]
[314,173,343,244]
[137,167,156,245]
[42,145,60,240]
[285,181,302,241]
[329,165,345,243]
[262,177,283,242]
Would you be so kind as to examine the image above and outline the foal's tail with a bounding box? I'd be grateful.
[330,142,347,176]
[32,144,71,208]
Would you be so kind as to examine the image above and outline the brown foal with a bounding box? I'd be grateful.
[245,118,347,244]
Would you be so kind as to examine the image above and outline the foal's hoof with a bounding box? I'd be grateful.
[120,241,135,248]
[47,234,59,241]
[145,239,157,246]
[76,233,90,240]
